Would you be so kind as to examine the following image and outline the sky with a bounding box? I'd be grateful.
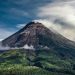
[0,0,75,41]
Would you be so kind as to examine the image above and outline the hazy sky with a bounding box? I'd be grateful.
[0,0,75,41]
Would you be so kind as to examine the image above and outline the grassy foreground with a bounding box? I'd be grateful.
[0,49,75,75]
[0,65,72,75]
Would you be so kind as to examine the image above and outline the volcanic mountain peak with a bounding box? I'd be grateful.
[27,21,41,25]
[1,21,75,50]
[2,21,49,48]
[23,21,46,30]
[19,21,51,36]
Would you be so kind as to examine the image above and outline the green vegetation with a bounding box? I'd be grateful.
[0,49,75,75]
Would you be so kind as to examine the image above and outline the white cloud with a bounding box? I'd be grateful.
[23,44,34,50]
[0,39,3,41]
[16,24,26,29]
[0,28,15,40]
[38,4,75,26]
[36,0,75,41]
[33,19,61,32]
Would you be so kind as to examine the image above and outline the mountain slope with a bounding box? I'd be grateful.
[2,22,75,49]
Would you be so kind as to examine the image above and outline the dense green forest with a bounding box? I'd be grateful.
[0,49,75,75]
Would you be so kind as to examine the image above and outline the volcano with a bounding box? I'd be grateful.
[1,21,75,51]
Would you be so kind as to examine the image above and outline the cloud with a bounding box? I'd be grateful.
[23,44,34,50]
[16,23,26,29]
[0,39,3,41]
[34,19,75,41]
[0,28,15,40]
[36,0,75,41]
[33,19,61,32]
[38,4,75,26]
